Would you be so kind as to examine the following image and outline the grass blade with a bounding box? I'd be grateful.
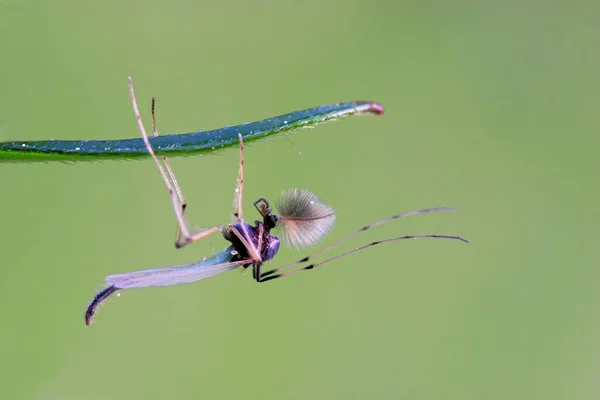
[0,102,384,163]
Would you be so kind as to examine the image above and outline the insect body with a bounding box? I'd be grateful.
[84,78,469,325]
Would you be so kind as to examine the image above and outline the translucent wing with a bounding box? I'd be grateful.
[106,246,246,289]
[275,188,336,249]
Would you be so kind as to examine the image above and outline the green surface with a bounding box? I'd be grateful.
[0,101,383,162]
[0,2,598,400]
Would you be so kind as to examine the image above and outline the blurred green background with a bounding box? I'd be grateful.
[1,1,599,399]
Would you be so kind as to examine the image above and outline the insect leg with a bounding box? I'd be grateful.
[128,77,222,249]
[232,133,244,223]
[259,234,469,282]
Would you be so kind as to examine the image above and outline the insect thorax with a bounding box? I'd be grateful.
[224,222,281,263]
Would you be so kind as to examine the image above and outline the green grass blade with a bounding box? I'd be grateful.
[0,102,384,163]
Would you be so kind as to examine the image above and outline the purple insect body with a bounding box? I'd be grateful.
[84,78,469,325]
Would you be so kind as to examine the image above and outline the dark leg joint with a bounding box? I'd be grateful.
[253,264,262,282]
[260,269,275,278]
[175,238,190,249]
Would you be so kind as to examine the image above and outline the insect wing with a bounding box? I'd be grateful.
[106,246,245,289]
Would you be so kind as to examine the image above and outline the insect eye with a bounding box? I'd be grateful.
[265,214,278,230]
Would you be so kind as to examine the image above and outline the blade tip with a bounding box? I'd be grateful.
[369,103,385,115]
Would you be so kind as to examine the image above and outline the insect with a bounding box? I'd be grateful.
[84,78,469,325]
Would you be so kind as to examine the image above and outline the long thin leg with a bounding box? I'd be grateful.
[229,133,262,261]
[151,97,189,245]
[261,206,458,279]
[258,234,469,282]
[128,77,221,248]
[151,97,186,212]
[253,223,265,281]
[233,133,244,222]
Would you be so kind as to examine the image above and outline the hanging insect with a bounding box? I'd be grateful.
[84,78,469,325]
